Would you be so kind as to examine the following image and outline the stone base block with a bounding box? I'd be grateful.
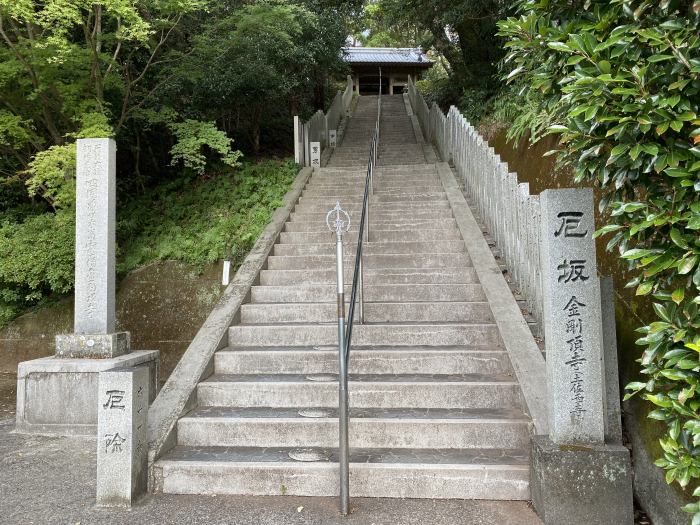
[15,350,159,436]
[55,332,130,358]
[531,435,633,525]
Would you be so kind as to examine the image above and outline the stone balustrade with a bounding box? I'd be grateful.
[295,75,354,166]
[409,76,544,335]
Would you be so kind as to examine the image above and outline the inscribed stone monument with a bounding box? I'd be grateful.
[55,138,129,358]
[540,188,605,444]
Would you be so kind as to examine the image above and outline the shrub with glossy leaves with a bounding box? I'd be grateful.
[498,0,700,520]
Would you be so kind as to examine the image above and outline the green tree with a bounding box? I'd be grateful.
[174,1,347,154]
[0,0,239,205]
[380,0,508,89]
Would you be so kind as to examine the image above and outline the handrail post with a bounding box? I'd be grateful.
[326,202,350,516]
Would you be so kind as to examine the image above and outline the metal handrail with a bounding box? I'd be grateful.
[328,88,380,517]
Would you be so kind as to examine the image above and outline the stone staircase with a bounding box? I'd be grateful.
[155,94,532,500]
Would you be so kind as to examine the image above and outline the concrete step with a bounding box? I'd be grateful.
[228,323,500,347]
[265,252,470,270]
[197,373,519,409]
[308,176,441,185]
[156,446,530,499]
[317,165,437,173]
[327,160,432,166]
[289,209,454,222]
[336,144,422,153]
[332,155,426,163]
[176,407,530,449]
[259,267,478,285]
[304,185,444,194]
[310,173,439,181]
[378,159,426,166]
[272,240,465,256]
[240,301,493,323]
[294,203,451,216]
[214,347,510,375]
[249,284,485,303]
[309,174,439,181]
[311,179,440,186]
[293,201,451,214]
[305,182,442,191]
[278,229,462,243]
[299,193,447,203]
[283,218,459,232]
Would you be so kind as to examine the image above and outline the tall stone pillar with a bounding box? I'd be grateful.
[16,138,159,436]
[55,139,129,358]
[530,188,633,525]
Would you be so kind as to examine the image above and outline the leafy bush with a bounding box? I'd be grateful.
[457,88,493,124]
[25,143,77,210]
[416,62,464,109]
[0,210,75,326]
[498,0,700,519]
[168,120,242,174]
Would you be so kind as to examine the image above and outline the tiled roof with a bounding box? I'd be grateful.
[342,47,432,66]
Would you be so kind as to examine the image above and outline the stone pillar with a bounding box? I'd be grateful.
[600,276,623,444]
[532,188,633,525]
[16,138,159,436]
[97,367,149,507]
[540,188,604,443]
[55,139,129,358]
[294,116,302,164]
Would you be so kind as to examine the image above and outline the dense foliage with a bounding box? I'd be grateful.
[174,2,348,155]
[498,0,700,519]
[0,159,297,327]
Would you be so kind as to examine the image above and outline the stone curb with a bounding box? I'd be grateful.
[436,162,549,435]
[146,166,313,468]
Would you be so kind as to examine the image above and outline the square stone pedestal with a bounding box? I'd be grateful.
[531,435,633,525]
[15,351,159,436]
[55,332,130,358]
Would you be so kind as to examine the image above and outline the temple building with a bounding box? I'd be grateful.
[342,47,433,95]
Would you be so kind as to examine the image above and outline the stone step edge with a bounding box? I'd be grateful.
[154,452,531,500]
